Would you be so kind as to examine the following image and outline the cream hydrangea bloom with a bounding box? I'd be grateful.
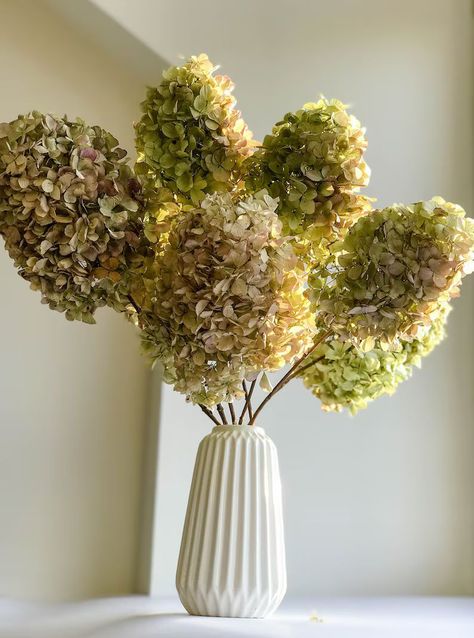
[138,191,315,406]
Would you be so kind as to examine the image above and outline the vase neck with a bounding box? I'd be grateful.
[211,424,265,435]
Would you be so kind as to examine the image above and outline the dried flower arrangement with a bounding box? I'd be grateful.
[1,54,474,424]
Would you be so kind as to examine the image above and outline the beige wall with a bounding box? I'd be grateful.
[0,0,157,600]
[90,0,474,596]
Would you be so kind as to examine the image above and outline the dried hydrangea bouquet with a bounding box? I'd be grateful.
[1,54,473,618]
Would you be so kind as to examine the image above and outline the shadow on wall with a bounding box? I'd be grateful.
[0,0,168,601]
[45,0,170,87]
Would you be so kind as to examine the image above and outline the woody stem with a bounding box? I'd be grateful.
[249,331,332,425]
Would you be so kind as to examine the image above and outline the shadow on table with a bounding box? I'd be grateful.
[88,611,295,638]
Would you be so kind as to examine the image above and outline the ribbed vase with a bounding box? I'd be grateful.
[176,424,287,618]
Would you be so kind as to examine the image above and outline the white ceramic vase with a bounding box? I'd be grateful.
[176,424,287,618]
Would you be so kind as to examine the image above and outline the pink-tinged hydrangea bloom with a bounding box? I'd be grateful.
[308,197,474,344]
[0,112,144,322]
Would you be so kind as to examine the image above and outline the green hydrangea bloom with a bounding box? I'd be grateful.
[0,112,144,323]
[244,98,372,262]
[135,54,255,210]
[308,197,474,343]
[300,304,449,414]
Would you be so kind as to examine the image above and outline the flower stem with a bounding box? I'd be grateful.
[199,404,220,426]
[127,294,141,315]
[239,378,256,424]
[216,403,228,424]
[290,354,325,378]
[247,384,255,423]
[249,331,332,425]
[228,402,236,424]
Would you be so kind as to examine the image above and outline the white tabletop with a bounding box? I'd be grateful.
[0,595,473,638]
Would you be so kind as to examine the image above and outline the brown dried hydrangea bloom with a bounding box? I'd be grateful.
[137,191,314,406]
[0,112,144,322]
[308,197,474,344]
